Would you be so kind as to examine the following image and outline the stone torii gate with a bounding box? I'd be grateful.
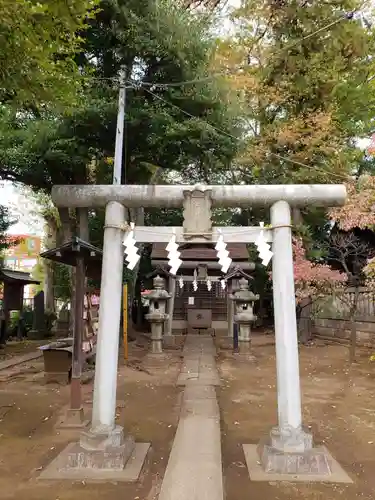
[49,183,346,477]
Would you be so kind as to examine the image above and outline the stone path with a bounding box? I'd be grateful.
[158,335,223,500]
[0,351,42,371]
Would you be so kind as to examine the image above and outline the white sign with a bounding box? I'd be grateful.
[188,297,194,305]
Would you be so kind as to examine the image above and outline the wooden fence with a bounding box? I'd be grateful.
[310,287,375,346]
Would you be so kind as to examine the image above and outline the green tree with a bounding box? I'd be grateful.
[211,0,375,278]
[0,0,240,190]
[217,0,375,185]
[0,205,15,254]
[0,0,99,107]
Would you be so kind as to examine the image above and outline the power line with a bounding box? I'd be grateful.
[132,76,216,88]
[133,82,348,182]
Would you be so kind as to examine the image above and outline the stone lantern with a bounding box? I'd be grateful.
[145,276,171,354]
[230,277,259,355]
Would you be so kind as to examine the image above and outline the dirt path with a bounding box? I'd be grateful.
[0,343,182,500]
[218,335,375,500]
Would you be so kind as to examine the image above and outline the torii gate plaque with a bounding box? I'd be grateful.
[182,186,212,240]
[48,183,346,479]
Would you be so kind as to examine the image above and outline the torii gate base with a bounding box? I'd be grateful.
[39,184,352,484]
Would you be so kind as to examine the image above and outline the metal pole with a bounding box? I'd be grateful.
[112,68,126,185]
[90,67,127,431]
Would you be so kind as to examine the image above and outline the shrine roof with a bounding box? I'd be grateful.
[40,237,103,279]
[151,243,249,261]
[0,268,40,285]
[145,266,176,279]
[223,265,254,281]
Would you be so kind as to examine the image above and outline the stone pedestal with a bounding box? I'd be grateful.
[255,426,333,478]
[243,425,352,485]
[149,319,164,354]
[269,426,313,452]
[63,425,136,471]
[38,424,150,481]
[58,407,89,429]
[42,425,136,475]
[238,323,251,353]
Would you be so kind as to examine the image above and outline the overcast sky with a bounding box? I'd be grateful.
[1,181,44,236]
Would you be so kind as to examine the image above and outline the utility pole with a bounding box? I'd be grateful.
[113,68,126,185]
[91,66,128,429]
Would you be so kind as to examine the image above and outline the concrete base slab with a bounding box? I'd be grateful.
[38,442,150,482]
[57,408,90,430]
[243,444,353,483]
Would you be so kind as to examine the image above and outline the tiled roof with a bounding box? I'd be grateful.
[151,243,249,261]
[0,268,40,284]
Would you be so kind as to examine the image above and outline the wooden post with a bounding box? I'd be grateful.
[70,255,85,410]
[69,207,89,411]
[228,280,234,338]
[123,283,128,360]
[166,276,175,336]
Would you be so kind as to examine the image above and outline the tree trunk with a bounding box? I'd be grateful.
[56,208,73,245]
[127,207,144,333]
[349,317,357,363]
[57,208,75,334]
[44,217,58,312]
[77,207,89,242]
[292,208,303,226]
[349,287,360,363]
[44,261,55,312]
[297,297,313,344]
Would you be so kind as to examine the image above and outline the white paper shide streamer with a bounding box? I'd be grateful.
[255,222,273,266]
[166,232,182,275]
[123,222,141,270]
[193,269,198,291]
[215,231,232,273]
